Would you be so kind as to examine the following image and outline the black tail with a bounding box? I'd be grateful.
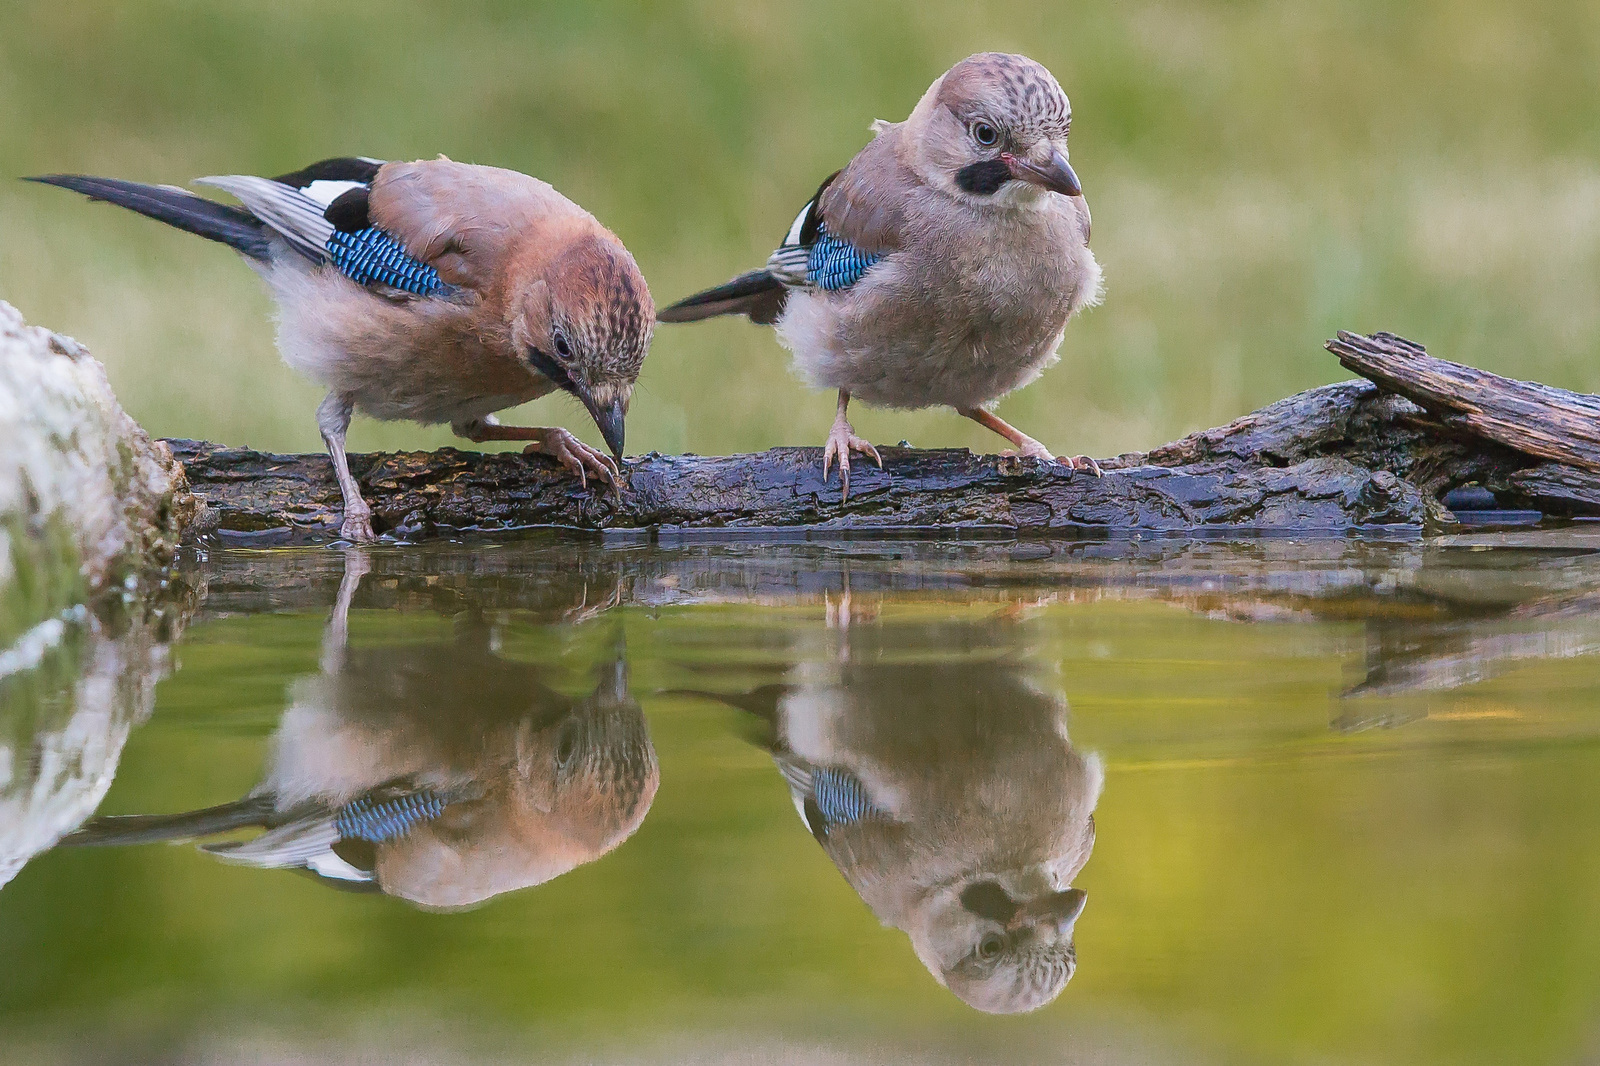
[26,174,273,261]
[61,795,277,847]
[657,269,787,325]
[662,684,791,751]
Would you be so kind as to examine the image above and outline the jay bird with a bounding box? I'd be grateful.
[29,156,654,540]
[679,613,1104,1013]
[659,53,1103,500]
[63,555,658,909]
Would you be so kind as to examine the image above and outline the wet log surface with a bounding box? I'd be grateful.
[168,332,1600,543]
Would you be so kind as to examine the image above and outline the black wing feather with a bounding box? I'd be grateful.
[25,174,273,261]
[657,270,787,324]
[324,185,371,232]
[271,156,384,189]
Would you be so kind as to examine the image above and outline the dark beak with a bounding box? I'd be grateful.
[1005,148,1083,197]
[585,396,626,463]
[1009,888,1087,936]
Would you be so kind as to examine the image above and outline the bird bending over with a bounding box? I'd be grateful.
[61,554,659,909]
[30,156,654,540]
[660,52,1103,501]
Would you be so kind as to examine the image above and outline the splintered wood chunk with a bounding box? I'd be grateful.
[1327,331,1600,472]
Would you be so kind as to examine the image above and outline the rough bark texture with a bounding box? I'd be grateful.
[1328,330,1600,472]
[163,331,1600,543]
[0,301,196,621]
[0,300,198,888]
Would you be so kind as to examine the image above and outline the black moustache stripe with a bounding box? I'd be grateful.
[525,346,577,394]
[955,159,1012,195]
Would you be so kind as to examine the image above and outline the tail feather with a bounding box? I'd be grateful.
[62,795,278,847]
[658,269,787,325]
[25,174,272,261]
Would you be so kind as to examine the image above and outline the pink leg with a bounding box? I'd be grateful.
[821,391,883,502]
[958,407,1101,475]
[454,416,618,490]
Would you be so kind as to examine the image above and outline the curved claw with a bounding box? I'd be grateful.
[525,428,619,493]
[823,422,881,503]
[339,506,376,543]
[1062,454,1103,477]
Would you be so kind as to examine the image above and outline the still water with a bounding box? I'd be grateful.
[5,536,1600,1065]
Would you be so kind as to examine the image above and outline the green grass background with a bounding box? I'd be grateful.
[3,1,1598,459]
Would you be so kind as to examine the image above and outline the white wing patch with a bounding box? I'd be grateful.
[783,199,813,247]
[201,814,339,868]
[300,179,365,208]
[195,174,333,262]
[765,198,817,286]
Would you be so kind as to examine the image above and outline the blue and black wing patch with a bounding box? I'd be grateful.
[265,159,450,299]
[766,171,881,292]
[327,227,449,297]
[334,787,449,843]
[657,168,883,324]
[777,755,890,844]
[805,222,880,291]
[807,766,887,826]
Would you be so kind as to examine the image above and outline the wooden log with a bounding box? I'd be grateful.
[1327,330,1600,472]
[165,332,1600,543]
[168,388,1439,543]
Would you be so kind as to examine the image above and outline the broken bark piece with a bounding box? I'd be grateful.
[1327,331,1600,472]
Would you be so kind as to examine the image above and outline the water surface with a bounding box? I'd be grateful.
[5,536,1600,1065]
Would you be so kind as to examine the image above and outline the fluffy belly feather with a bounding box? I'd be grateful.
[777,272,1076,410]
[270,264,551,425]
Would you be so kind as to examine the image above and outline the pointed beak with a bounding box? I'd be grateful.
[1008,887,1088,936]
[1005,148,1083,197]
[584,395,626,463]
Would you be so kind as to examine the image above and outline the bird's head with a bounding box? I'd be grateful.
[512,233,654,463]
[525,649,659,850]
[372,648,659,910]
[910,861,1093,1015]
[906,52,1082,209]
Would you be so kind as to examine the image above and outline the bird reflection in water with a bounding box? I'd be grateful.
[685,602,1103,1013]
[65,552,658,910]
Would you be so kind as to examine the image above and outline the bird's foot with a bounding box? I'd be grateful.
[999,440,1101,477]
[1059,454,1103,476]
[339,506,376,543]
[525,428,619,490]
[1001,439,1055,461]
[822,419,882,502]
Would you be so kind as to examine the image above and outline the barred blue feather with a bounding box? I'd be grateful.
[335,790,447,842]
[809,767,886,826]
[326,227,446,296]
[806,223,880,291]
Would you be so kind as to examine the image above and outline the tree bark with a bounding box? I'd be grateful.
[168,332,1600,543]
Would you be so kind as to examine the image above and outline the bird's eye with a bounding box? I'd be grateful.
[972,122,999,147]
[553,331,572,360]
[978,933,1005,961]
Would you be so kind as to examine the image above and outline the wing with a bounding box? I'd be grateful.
[765,171,882,293]
[194,156,459,300]
[366,158,575,293]
[774,754,891,843]
[200,780,466,876]
[658,129,912,323]
[765,128,912,294]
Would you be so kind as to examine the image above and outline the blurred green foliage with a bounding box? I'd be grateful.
[3,1,1598,460]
